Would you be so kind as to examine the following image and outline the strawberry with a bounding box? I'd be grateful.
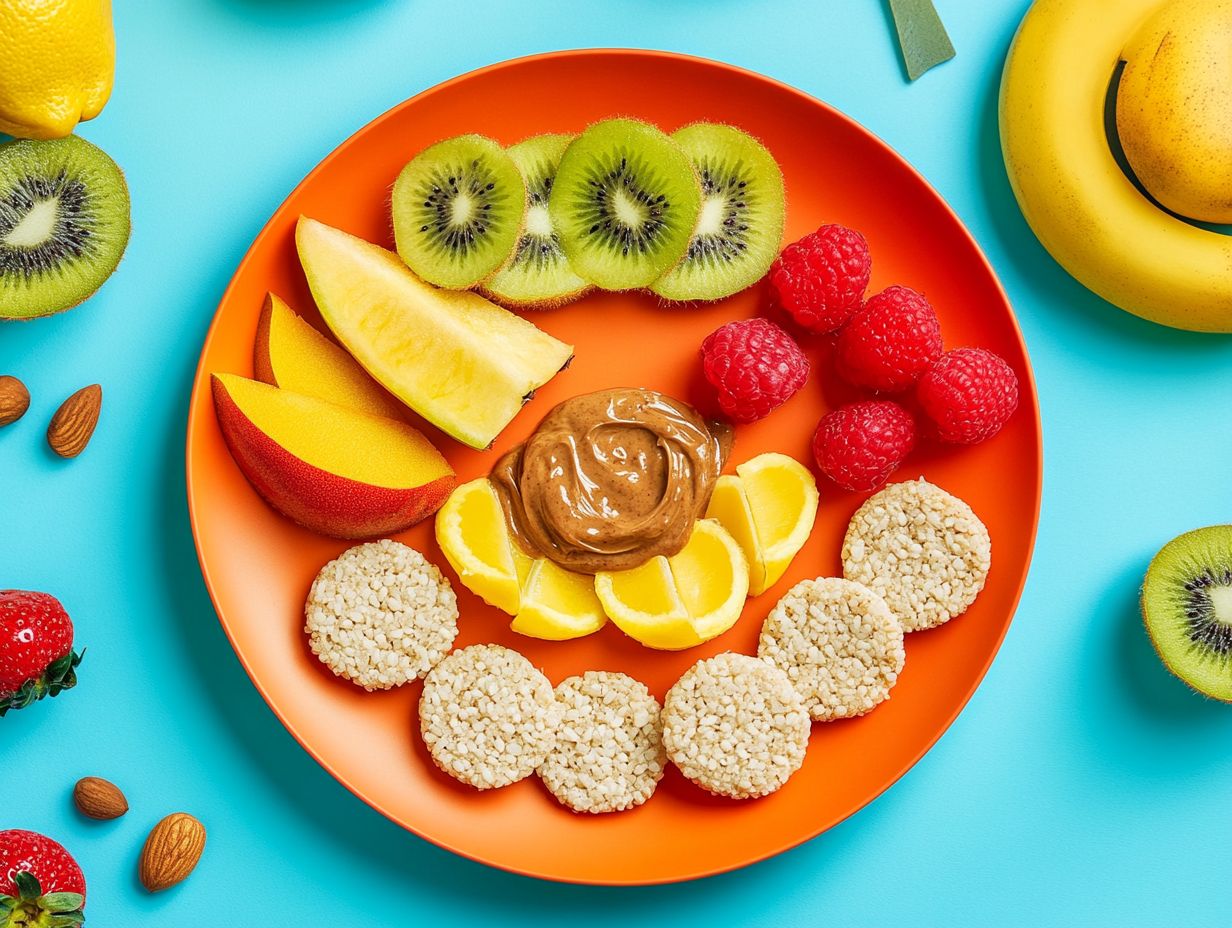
[0,830,86,926]
[0,591,82,717]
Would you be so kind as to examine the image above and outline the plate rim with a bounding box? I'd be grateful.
[185,47,1043,886]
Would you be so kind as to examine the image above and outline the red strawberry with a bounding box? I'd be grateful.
[812,401,916,492]
[0,591,82,717]
[0,830,86,925]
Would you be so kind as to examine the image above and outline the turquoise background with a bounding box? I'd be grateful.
[5,1,1232,924]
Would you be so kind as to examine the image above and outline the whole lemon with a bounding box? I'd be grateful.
[0,0,115,140]
[1116,0,1232,223]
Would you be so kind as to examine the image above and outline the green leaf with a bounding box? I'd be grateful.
[39,892,85,913]
[887,0,955,81]
[49,913,86,927]
[13,870,42,901]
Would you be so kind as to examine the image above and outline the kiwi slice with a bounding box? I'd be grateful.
[391,134,525,290]
[1142,525,1232,701]
[652,123,785,302]
[0,136,131,320]
[479,134,591,309]
[549,118,701,290]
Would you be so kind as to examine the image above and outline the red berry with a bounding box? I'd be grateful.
[812,401,916,492]
[0,830,86,918]
[769,224,871,334]
[700,318,810,423]
[0,591,81,716]
[835,285,943,393]
[917,347,1020,444]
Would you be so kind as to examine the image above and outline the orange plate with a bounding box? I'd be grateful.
[186,50,1042,885]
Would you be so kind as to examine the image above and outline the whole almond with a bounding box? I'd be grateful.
[0,375,29,426]
[47,384,101,458]
[139,812,206,892]
[73,776,129,820]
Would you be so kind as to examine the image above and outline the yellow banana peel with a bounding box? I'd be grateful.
[0,0,115,140]
[1000,0,1232,332]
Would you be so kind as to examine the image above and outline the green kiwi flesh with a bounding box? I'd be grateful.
[391,134,525,289]
[0,135,131,320]
[479,134,590,309]
[549,118,700,291]
[1142,525,1232,701]
[652,123,785,302]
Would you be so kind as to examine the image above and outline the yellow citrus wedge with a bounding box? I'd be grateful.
[435,478,521,615]
[736,453,818,591]
[705,474,769,595]
[512,559,607,641]
[595,520,748,650]
[595,556,696,650]
[670,519,749,641]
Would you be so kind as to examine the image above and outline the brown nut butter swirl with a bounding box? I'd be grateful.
[490,388,733,574]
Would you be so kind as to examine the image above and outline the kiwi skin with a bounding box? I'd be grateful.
[0,135,131,320]
[1141,524,1232,702]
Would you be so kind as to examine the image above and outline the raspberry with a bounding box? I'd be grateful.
[834,285,943,393]
[700,318,809,423]
[917,347,1019,444]
[769,224,871,334]
[811,401,916,492]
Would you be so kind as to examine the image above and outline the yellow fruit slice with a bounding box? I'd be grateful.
[595,556,697,650]
[736,453,819,590]
[705,474,770,595]
[512,559,607,641]
[595,521,748,650]
[296,217,574,449]
[669,519,749,641]
[434,478,521,615]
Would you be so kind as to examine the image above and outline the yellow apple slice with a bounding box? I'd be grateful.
[705,474,770,595]
[435,478,521,615]
[253,292,406,421]
[295,217,574,450]
[512,559,607,641]
[737,453,819,590]
[211,373,454,538]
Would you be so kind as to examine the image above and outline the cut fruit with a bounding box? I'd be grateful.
[595,555,695,650]
[391,134,525,289]
[295,217,574,450]
[706,474,770,595]
[652,123,786,302]
[1142,525,1232,702]
[595,520,748,650]
[435,478,522,615]
[512,558,607,641]
[253,292,406,421]
[480,134,591,309]
[736,453,819,591]
[211,373,455,539]
[549,118,701,290]
[0,136,131,319]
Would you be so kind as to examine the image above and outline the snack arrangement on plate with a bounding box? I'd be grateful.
[206,116,1021,814]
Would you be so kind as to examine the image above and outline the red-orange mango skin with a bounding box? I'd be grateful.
[211,377,455,539]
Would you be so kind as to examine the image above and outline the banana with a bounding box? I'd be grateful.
[1000,0,1232,332]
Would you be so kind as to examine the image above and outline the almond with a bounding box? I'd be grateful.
[0,375,29,427]
[47,384,101,458]
[139,812,206,893]
[73,776,129,820]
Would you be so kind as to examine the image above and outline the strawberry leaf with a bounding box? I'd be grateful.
[39,892,85,913]
[13,871,42,902]
[49,914,86,927]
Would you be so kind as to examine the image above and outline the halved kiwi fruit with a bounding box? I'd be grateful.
[1142,525,1232,701]
[549,118,701,291]
[391,134,525,289]
[479,134,591,309]
[652,123,785,302]
[0,135,131,320]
